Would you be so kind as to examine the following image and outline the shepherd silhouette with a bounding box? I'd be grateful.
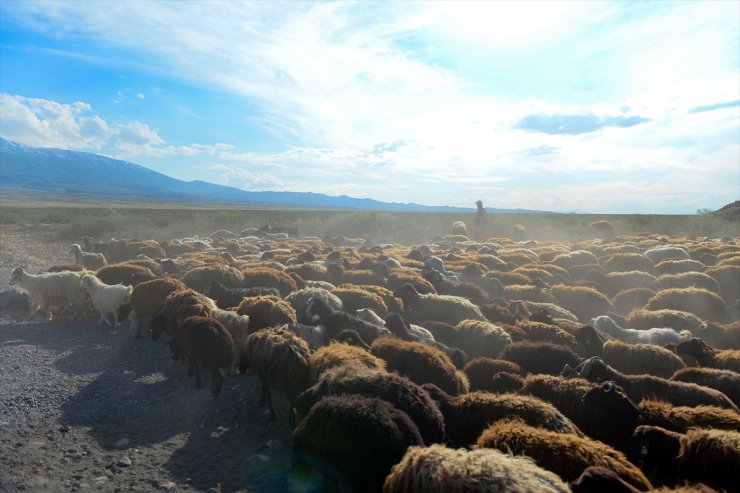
[475,200,486,225]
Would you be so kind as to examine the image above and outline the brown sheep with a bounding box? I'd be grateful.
[308,342,386,383]
[454,319,513,359]
[626,308,703,333]
[602,339,686,378]
[463,357,524,392]
[331,286,388,316]
[238,326,310,421]
[670,367,740,408]
[181,265,244,293]
[645,288,727,323]
[241,267,297,296]
[236,295,297,332]
[475,419,652,491]
[613,287,656,316]
[95,263,158,287]
[551,284,614,322]
[383,444,572,493]
[422,384,582,448]
[370,338,469,395]
[676,338,740,373]
[116,277,187,338]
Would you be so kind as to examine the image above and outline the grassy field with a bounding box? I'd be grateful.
[0,194,737,244]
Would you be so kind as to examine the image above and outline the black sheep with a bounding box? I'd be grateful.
[500,341,581,376]
[204,281,279,309]
[306,295,390,343]
[177,316,235,396]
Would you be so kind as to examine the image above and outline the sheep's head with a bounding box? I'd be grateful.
[675,337,714,358]
[81,274,95,289]
[384,313,413,340]
[334,329,369,350]
[490,372,524,393]
[574,325,604,357]
[9,267,25,286]
[581,381,635,412]
[71,244,83,254]
[420,383,453,413]
[625,425,682,474]
[392,283,419,302]
[305,296,331,322]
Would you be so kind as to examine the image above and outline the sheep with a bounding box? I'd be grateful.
[80,274,132,327]
[603,271,658,296]
[284,322,326,350]
[475,419,653,491]
[675,337,740,372]
[625,425,739,491]
[384,315,468,367]
[241,267,298,296]
[500,341,582,376]
[175,316,234,396]
[292,395,424,493]
[308,342,386,383]
[644,245,690,264]
[294,365,445,445]
[552,250,600,269]
[613,287,656,316]
[565,356,738,410]
[693,321,740,350]
[423,269,489,305]
[9,267,88,320]
[116,277,187,338]
[670,367,740,408]
[210,308,250,369]
[489,371,526,393]
[356,307,385,326]
[645,288,728,323]
[71,243,107,270]
[514,320,579,349]
[422,383,582,448]
[580,381,740,451]
[95,263,158,287]
[46,263,86,273]
[383,444,572,493]
[591,315,691,345]
[149,288,216,344]
[653,258,704,275]
[602,253,655,273]
[305,295,390,343]
[97,239,166,263]
[331,285,389,315]
[203,281,279,309]
[393,283,485,325]
[181,265,244,293]
[285,287,343,324]
[239,326,310,421]
[515,300,580,322]
[657,272,721,294]
[601,339,686,378]
[326,262,386,287]
[451,319,512,360]
[625,308,703,333]
[550,284,614,322]
[704,264,740,306]
[370,337,469,395]
[236,295,297,332]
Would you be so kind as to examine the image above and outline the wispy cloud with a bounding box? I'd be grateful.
[513,112,651,135]
[689,99,740,114]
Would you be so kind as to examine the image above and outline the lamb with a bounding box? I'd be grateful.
[625,425,739,491]
[383,444,572,493]
[116,277,187,338]
[591,315,691,345]
[292,395,424,493]
[175,316,234,396]
[80,274,132,327]
[670,367,740,408]
[239,326,311,421]
[370,337,469,395]
[601,339,686,378]
[565,356,738,410]
[9,267,88,320]
[305,295,390,343]
[71,244,107,270]
[293,365,445,445]
[500,341,581,376]
[236,295,297,332]
[203,281,278,309]
[676,337,740,372]
[422,384,582,448]
[581,381,740,451]
[393,283,485,325]
[475,419,652,491]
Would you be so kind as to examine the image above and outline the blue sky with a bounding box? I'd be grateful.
[0,1,738,213]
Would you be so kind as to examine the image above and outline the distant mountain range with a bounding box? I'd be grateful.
[0,138,547,213]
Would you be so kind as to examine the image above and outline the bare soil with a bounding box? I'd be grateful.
[0,227,295,493]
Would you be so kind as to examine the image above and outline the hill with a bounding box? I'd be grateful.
[712,200,740,221]
[0,138,548,213]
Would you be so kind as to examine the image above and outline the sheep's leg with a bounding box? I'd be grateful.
[259,380,268,406]
[211,369,224,397]
[265,386,276,420]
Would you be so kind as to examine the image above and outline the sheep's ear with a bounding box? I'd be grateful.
[603,381,615,392]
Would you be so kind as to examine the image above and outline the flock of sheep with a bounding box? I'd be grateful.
[7,222,740,493]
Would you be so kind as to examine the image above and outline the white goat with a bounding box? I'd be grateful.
[590,315,691,345]
[71,243,107,270]
[81,274,132,327]
[10,267,88,320]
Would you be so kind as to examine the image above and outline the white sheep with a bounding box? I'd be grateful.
[71,244,107,270]
[211,308,251,372]
[10,267,88,320]
[81,274,132,327]
[590,315,691,345]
